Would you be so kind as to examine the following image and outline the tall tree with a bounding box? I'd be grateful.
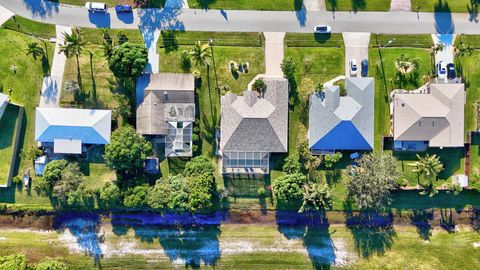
[272,173,307,204]
[409,153,444,184]
[59,27,86,87]
[347,152,398,211]
[189,41,211,67]
[299,183,334,213]
[26,42,45,60]
[108,42,148,81]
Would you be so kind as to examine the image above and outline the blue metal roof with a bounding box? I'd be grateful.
[37,126,109,144]
[310,121,373,151]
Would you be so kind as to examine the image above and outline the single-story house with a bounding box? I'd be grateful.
[136,73,195,157]
[309,77,374,154]
[35,107,112,154]
[393,83,465,150]
[220,77,288,174]
[0,93,9,121]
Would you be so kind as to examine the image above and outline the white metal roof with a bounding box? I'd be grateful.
[54,139,82,154]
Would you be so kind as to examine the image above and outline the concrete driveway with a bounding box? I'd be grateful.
[343,32,370,77]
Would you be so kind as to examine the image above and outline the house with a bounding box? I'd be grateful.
[220,77,288,174]
[35,107,111,154]
[0,93,9,121]
[136,73,195,157]
[393,83,464,150]
[309,77,374,154]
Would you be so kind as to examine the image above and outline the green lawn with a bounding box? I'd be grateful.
[1,16,55,39]
[0,29,54,179]
[369,47,433,151]
[0,105,20,186]
[455,34,480,49]
[61,45,118,110]
[158,31,263,49]
[411,0,475,12]
[457,51,480,132]
[370,34,434,48]
[284,33,344,47]
[326,0,391,11]
[187,0,302,11]
[81,28,144,45]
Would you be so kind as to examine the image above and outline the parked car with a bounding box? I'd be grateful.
[85,2,108,13]
[361,59,368,77]
[437,61,447,80]
[115,5,132,13]
[350,59,358,77]
[314,25,331,34]
[447,63,455,79]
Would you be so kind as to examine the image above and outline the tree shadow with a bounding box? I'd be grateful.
[111,212,223,268]
[440,208,456,233]
[345,211,396,259]
[351,0,366,13]
[276,210,336,269]
[434,0,454,34]
[409,209,433,240]
[21,0,59,18]
[328,0,337,11]
[161,30,179,52]
[89,52,97,105]
[194,0,217,10]
[467,0,480,22]
[52,212,103,266]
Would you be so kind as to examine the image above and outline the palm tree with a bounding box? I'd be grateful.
[409,153,444,185]
[430,43,445,57]
[189,41,211,67]
[26,42,45,60]
[454,42,473,58]
[59,27,86,87]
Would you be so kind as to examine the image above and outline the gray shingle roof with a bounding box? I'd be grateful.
[220,77,288,153]
[308,77,374,149]
[136,73,195,135]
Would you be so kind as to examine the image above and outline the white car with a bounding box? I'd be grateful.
[350,59,358,77]
[314,25,331,34]
[85,2,108,13]
[437,61,447,80]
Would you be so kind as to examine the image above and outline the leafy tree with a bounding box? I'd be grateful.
[62,79,80,97]
[26,42,45,60]
[34,257,68,270]
[282,154,301,174]
[0,254,28,270]
[324,152,343,169]
[112,94,132,122]
[280,56,297,79]
[298,139,322,176]
[272,173,306,203]
[146,178,172,210]
[189,41,211,67]
[108,42,148,79]
[104,125,153,177]
[183,155,215,177]
[186,173,215,212]
[252,78,266,93]
[123,184,149,208]
[347,152,398,211]
[100,28,113,59]
[299,183,334,213]
[409,153,443,183]
[166,175,190,211]
[99,182,122,207]
[20,146,43,164]
[59,27,86,85]
[41,159,69,191]
[52,162,84,204]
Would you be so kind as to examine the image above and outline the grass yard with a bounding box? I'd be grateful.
[158,31,263,49]
[81,28,144,45]
[326,0,391,11]
[457,51,480,132]
[1,16,55,39]
[370,34,434,48]
[187,0,302,11]
[1,222,480,269]
[455,34,480,49]
[284,33,344,47]
[62,45,118,110]
[0,29,54,179]
[158,36,264,158]
[411,0,475,12]
[0,105,20,186]
[369,47,432,151]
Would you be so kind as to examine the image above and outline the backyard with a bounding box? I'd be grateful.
[0,105,20,186]
[326,0,391,11]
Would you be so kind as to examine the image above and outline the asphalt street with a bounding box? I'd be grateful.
[1,0,479,34]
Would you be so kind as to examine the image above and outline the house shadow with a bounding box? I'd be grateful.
[276,210,336,269]
[344,211,396,259]
[110,212,223,268]
[409,209,433,240]
[21,0,59,18]
[52,212,104,265]
[434,0,454,34]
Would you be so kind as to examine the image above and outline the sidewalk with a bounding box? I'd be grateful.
[39,25,71,108]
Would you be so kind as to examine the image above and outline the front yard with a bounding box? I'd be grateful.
[411,0,476,12]
[326,0,392,11]
[187,0,302,11]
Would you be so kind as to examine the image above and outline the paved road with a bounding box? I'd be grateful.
[1,0,480,34]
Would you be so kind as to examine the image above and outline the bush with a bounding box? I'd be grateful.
[99,182,122,207]
[252,78,266,93]
[180,50,191,71]
[257,186,267,197]
[12,176,22,185]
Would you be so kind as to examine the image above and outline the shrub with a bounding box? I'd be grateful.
[180,50,191,71]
